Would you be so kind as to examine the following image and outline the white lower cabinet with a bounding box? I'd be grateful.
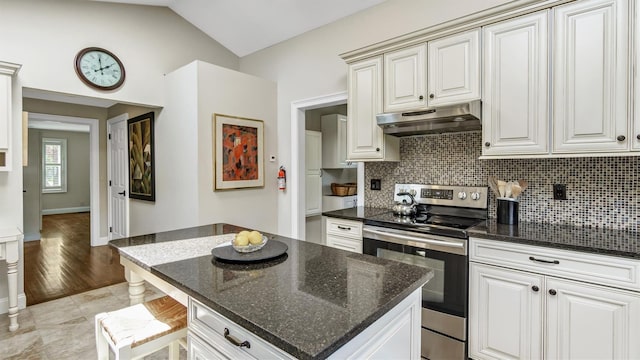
[469,238,640,360]
[324,217,363,253]
[470,263,543,360]
[189,298,294,360]
[188,289,423,360]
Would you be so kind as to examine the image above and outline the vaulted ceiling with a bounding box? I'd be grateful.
[93,0,386,57]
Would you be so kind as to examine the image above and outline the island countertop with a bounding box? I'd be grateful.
[110,223,432,359]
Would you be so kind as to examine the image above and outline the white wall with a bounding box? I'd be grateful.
[129,61,278,236]
[195,62,278,234]
[238,0,516,237]
[0,0,238,107]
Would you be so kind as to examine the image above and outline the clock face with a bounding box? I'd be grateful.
[75,47,125,90]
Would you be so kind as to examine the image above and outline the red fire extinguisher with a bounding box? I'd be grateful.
[277,166,286,191]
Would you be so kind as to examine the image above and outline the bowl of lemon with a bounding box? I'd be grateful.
[232,230,267,253]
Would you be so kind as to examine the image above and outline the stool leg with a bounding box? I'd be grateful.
[168,341,180,360]
[95,313,109,360]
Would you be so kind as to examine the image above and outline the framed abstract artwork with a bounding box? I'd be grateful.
[213,114,264,190]
[128,112,155,201]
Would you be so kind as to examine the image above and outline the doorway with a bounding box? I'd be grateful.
[290,92,364,241]
[23,113,100,246]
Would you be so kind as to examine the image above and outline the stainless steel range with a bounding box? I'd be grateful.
[363,184,488,360]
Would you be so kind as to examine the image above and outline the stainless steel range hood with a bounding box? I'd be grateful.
[377,100,481,137]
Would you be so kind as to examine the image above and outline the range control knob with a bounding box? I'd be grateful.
[457,192,467,200]
[471,192,481,201]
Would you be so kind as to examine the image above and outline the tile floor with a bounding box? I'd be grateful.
[0,282,186,360]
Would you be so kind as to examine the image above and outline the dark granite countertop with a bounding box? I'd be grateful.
[468,220,640,259]
[321,206,391,221]
[110,223,432,360]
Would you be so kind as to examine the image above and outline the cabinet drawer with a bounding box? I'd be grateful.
[188,331,232,360]
[326,217,362,238]
[470,238,640,291]
[188,298,293,360]
[326,234,362,253]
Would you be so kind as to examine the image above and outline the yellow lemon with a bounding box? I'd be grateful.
[238,230,250,237]
[234,234,249,246]
[248,231,263,245]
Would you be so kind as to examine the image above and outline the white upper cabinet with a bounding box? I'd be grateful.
[428,29,481,106]
[383,44,427,112]
[321,114,356,169]
[553,0,629,153]
[482,11,549,156]
[347,56,399,161]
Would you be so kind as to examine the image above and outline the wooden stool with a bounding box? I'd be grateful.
[95,295,187,360]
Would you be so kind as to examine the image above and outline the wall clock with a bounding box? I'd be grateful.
[74,47,125,90]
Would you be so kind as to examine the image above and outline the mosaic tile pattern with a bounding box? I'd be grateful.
[365,132,639,232]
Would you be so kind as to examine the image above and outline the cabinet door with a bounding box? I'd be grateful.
[482,11,549,157]
[469,263,544,360]
[428,29,480,106]
[383,44,427,112]
[326,234,362,253]
[305,130,322,216]
[321,114,355,168]
[546,278,640,360]
[553,0,629,153]
[635,0,640,151]
[347,57,399,161]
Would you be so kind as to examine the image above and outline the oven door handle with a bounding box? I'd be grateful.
[364,228,465,249]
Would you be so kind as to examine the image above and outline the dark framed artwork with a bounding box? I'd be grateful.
[213,114,264,190]
[128,112,155,201]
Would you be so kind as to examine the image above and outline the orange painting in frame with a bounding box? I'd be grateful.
[213,114,264,190]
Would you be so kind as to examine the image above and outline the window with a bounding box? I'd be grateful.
[42,138,67,193]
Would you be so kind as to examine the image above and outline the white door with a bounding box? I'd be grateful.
[469,263,544,360]
[305,130,322,216]
[107,114,129,240]
[427,29,480,106]
[482,10,549,156]
[552,0,629,153]
[383,44,427,112]
[546,277,640,360]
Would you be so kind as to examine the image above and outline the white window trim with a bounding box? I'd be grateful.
[42,138,67,193]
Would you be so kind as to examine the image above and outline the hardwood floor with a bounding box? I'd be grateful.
[24,212,125,306]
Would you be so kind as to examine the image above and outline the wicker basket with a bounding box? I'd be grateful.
[331,183,357,196]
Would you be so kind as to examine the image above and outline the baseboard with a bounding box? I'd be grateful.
[0,293,27,314]
[98,236,109,246]
[41,206,90,215]
[23,232,41,242]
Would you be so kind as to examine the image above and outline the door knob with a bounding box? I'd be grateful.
[617,135,626,142]
[531,285,539,292]
[548,289,557,296]
[118,191,126,196]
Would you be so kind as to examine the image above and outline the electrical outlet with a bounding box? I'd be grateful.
[553,184,567,200]
[371,179,381,190]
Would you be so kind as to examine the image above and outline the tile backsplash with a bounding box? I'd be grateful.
[364,132,639,232]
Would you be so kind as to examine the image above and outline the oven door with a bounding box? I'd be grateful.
[362,226,468,318]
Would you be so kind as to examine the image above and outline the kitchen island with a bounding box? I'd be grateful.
[110,223,432,359]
